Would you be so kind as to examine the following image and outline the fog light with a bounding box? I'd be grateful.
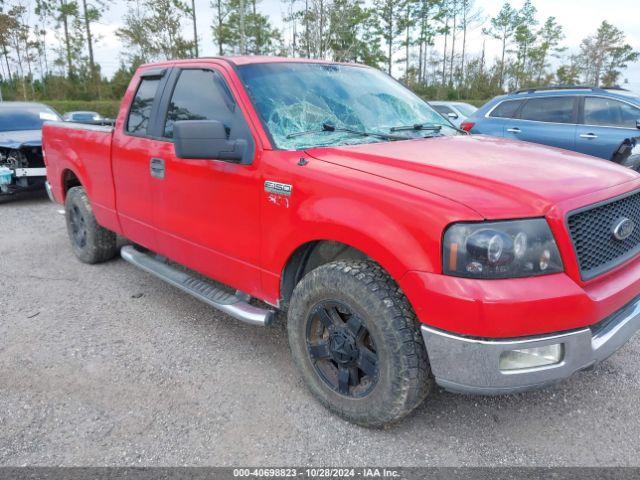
[499,344,563,371]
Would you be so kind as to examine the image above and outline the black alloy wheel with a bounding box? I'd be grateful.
[69,203,88,249]
[305,300,379,398]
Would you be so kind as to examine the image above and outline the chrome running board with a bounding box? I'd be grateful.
[120,245,275,327]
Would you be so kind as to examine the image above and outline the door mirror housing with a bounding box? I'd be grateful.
[447,112,459,120]
[636,119,640,130]
[174,120,247,163]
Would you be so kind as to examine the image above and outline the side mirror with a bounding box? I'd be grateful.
[636,119,640,130]
[174,120,246,162]
[448,112,459,120]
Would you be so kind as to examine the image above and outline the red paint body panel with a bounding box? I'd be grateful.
[402,251,640,338]
[42,124,119,232]
[306,135,638,219]
[42,57,640,339]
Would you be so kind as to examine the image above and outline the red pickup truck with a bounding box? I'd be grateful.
[43,57,640,427]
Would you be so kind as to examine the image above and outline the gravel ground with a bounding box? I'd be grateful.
[1,192,639,467]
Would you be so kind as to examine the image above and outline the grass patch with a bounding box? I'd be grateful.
[43,100,122,118]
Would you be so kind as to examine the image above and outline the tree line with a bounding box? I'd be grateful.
[0,0,638,102]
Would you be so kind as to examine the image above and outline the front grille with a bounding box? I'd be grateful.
[567,190,640,280]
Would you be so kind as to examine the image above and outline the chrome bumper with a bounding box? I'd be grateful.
[421,296,640,395]
[44,181,55,203]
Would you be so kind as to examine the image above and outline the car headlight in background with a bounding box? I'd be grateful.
[443,218,563,279]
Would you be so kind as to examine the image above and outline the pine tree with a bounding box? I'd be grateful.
[484,1,518,90]
[374,0,405,75]
[117,0,195,62]
[579,21,639,86]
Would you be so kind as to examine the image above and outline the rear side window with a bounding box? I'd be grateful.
[520,97,575,124]
[163,69,234,138]
[584,97,640,128]
[127,78,161,135]
[489,100,523,119]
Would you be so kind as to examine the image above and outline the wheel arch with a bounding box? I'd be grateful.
[59,168,83,201]
[272,200,439,308]
[280,240,370,305]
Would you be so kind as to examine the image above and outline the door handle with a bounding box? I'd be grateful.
[580,133,598,140]
[150,158,165,179]
[506,127,521,134]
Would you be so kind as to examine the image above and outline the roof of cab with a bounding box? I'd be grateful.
[139,55,368,70]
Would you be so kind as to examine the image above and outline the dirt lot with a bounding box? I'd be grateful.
[1,192,639,466]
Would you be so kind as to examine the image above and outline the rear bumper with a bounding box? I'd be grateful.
[45,181,55,202]
[421,295,640,395]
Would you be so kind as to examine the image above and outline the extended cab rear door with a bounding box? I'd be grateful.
[112,67,170,250]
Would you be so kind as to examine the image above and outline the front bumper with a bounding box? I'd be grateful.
[14,167,47,178]
[0,167,47,195]
[421,295,640,395]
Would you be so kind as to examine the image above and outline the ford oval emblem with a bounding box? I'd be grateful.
[612,217,635,241]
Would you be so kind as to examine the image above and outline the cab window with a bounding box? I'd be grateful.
[126,78,161,135]
[163,69,235,138]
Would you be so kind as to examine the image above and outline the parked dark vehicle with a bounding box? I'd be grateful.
[63,111,114,126]
[463,87,640,169]
[0,102,61,197]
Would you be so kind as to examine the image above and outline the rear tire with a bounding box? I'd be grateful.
[287,260,433,427]
[65,186,117,264]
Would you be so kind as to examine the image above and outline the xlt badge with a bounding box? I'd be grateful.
[265,181,292,196]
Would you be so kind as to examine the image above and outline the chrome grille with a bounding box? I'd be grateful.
[567,190,640,280]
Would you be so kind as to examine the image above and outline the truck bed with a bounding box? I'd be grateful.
[42,122,118,232]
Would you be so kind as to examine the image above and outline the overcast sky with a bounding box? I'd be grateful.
[90,0,640,93]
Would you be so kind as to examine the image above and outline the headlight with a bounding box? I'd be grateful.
[443,218,563,279]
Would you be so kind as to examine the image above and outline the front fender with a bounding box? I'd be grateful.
[260,181,481,305]
[286,196,432,280]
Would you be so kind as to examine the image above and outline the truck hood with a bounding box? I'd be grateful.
[305,135,638,218]
[0,129,42,149]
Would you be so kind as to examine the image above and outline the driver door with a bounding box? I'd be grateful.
[150,66,263,296]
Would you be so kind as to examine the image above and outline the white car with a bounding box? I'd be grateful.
[428,101,478,128]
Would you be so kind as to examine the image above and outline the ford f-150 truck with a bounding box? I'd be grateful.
[42,57,640,427]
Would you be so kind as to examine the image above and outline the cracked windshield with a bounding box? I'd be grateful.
[238,62,458,150]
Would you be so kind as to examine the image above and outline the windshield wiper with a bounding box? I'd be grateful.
[389,122,469,135]
[286,122,410,141]
[389,123,443,132]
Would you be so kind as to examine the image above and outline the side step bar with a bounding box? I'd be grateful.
[120,246,275,327]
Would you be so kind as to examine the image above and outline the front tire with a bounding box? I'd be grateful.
[287,260,433,427]
[65,186,117,264]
